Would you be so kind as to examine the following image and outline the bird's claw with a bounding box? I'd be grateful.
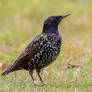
[41,83,45,86]
[32,81,46,87]
[38,83,46,87]
[32,80,38,86]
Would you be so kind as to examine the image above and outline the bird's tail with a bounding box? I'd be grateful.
[1,53,26,76]
[1,64,15,76]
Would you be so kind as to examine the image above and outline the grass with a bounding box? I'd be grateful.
[0,0,92,92]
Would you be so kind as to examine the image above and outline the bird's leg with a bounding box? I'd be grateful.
[29,71,37,85]
[37,70,44,86]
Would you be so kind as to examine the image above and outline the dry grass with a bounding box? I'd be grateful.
[0,0,92,92]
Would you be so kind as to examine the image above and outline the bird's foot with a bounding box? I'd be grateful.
[32,81,46,87]
[32,80,38,86]
[41,83,46,86]
[37,83,46,87]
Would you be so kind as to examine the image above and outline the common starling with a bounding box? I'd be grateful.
[1,14,70,85]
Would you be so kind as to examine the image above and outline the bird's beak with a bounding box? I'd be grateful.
[58,14,70,22]
[62,14,70,19]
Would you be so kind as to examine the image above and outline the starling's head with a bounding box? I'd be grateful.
[43,14,70,33]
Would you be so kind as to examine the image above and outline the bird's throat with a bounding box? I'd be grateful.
[42,27,59,35]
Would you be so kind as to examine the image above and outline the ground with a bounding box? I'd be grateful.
[0,0,92,92]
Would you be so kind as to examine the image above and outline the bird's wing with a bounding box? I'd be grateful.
[1,33,47,76]
[24,33,47,56]
[15,33,47,66]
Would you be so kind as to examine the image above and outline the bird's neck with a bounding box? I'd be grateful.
[42,26,59,35]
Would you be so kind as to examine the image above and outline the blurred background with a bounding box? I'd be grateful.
[0,0,92,92]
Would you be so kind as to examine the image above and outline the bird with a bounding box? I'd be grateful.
[1,14,70,86]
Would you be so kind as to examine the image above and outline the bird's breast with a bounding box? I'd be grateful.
[29,34,61,70]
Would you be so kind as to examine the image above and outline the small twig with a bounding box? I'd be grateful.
[61,63,84,69]
[67,63,83,69]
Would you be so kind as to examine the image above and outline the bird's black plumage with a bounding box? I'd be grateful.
[1,14,70,85]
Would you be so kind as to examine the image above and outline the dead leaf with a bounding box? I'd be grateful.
[61,63,84,70]
[0,62,7,70]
